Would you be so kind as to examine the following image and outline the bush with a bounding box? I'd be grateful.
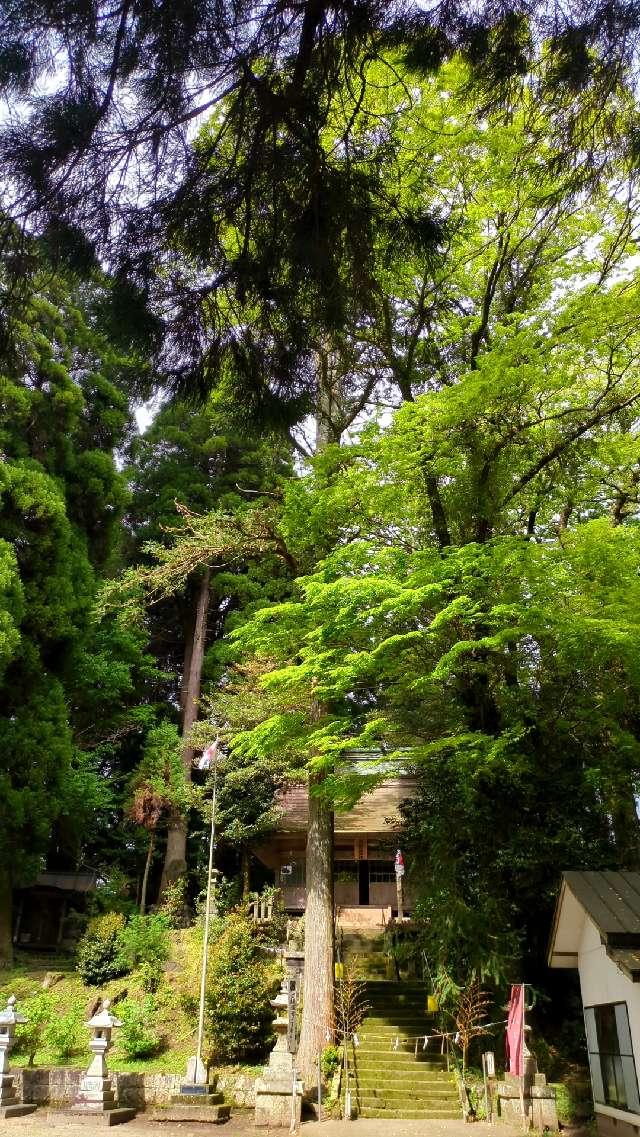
[321,1044,341,1081]
[14,991,56,1065]
[117,913,170,992]
[205,910,279,1063]
[76,912,128,985]
[117,996,161,1060]
[42,1001,84,1062]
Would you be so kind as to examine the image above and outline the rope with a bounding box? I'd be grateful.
[386,1018,508,1048]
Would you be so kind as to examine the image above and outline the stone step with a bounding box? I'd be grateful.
[364,982,427,990]
[149,1103,230,1124]
[356,1107,460,1119]
[352,1065,451,1079]
[355,1085,457,1101]
[351,1070,453,1085]
[354,1073,454,1091]
[355,1036,444,1050]
[357,1097,458,1110]
[351,1050,447,1064]
[357,1028,444,1040]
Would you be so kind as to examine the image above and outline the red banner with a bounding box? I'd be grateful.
[505,984,525,1076]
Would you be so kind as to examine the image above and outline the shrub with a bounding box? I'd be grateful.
[205,910,279,1063]
[76,912,128,985]
[117,996,161,1060]
[157,878,190,929]
[43,1001,84,1062]
[117,913,171,992]
[14,991,56,1065]
[321,1044,341,1081]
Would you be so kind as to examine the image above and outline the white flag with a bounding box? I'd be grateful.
[197,739,219,770]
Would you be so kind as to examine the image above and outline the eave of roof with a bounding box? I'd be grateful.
[562,871,640,941]
[548,871,640,978]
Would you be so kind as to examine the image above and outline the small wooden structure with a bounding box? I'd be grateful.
[12,871,96,950]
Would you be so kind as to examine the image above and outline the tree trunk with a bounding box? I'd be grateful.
[296,778,334,1080]
[315,346,341,448]
[241,848,251,900]
[0,866,13,968]
[159,567,211,897]
[140,832,155,914]
[612,787,640,868]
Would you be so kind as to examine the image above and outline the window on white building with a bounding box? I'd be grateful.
[584,1002,640,1113]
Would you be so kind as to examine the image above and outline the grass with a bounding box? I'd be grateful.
[0,942,233,1076]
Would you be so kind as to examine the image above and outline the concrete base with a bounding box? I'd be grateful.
[48,1108,136,1126]
[497,1073,558,1130]
[0,1104,38,1118]
[149,1103,231,1123]
[255,1078,302,1129]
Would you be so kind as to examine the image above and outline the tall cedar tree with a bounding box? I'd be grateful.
[123,398,291,900]
[0,240,160,964]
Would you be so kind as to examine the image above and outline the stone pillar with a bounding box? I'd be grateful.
[255,978,303,1128]
[0,996,37,1118]
[68,999,135,1125]
[496,1028,558,1130]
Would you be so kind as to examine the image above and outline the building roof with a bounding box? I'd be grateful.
[548,871,640,980]
[561,871,640,939]
[26,871,98,893]
[277,777,417,836]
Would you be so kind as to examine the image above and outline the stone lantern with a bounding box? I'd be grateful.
[255,977,303,1128]
[0,996,37,1118]
[70,998,135,1125]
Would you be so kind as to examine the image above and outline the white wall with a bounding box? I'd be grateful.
[578,915,640,1122]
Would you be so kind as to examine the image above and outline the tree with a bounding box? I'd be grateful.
[126,723,189,913]
[0,2,638,421]
[122,398,292,899]
[105,60,640,1068]
[0,242,154,964]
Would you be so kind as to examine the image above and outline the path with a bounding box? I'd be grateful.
[0,1112,525,1137]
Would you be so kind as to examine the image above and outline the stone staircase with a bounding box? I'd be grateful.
[345,981,461,1120]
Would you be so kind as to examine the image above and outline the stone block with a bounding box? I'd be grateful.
[0,1104,38,1119]
[149,1103,231,1123]
[48,1108,136,1127]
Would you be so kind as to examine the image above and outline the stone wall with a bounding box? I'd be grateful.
[14,1068,256,1111]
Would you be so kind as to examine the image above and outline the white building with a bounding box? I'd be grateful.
[549,871,640,1137]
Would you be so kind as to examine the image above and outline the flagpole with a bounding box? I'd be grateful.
[195,742,220,1079]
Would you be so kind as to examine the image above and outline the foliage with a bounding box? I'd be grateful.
[116,914,171,992]
[42,1000,84,1063]
[321,1044,341,1081]
[117,996,161,1060]
[14,991,56,1066]
[156,878,190,929]
[0,240,162,963]
[126,725,189,830]
[76,913,127,987]
[204,911,279,1064]
[551,1077,594,1124]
